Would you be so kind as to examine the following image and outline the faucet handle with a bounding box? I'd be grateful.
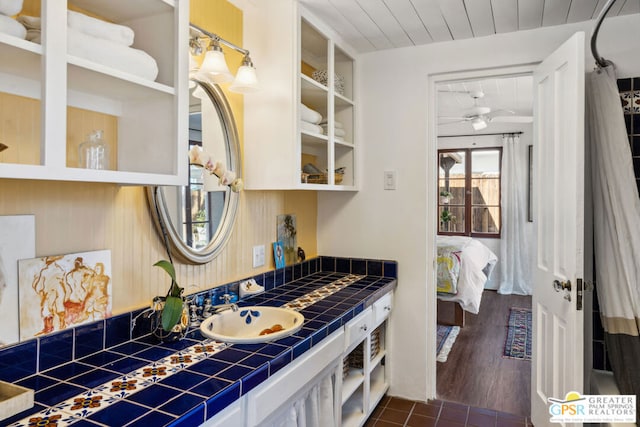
[220,293,232,304]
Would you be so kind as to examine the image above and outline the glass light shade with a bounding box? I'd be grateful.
[229,65,259,93]
[197,49,233,84]
[471,117,487,130]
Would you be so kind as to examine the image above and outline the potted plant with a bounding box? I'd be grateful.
[152,260,188,340]
[439,190,453,204]
[440,209,456,224]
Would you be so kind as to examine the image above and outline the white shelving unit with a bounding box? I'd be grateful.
[0,0,188,185]
[243,0,357,190]
[339,292,393,426]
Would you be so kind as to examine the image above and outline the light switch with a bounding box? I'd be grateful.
[252,245,265,268]
[384,170,396,190]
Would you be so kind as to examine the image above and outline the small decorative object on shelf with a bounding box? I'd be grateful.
[301,163,345,184]
[78,130,109,170]
[311,69,345,95]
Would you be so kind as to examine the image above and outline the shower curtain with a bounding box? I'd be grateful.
[587,65,640,416]
[498,134,532,295]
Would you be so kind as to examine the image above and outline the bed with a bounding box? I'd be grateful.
[436,236,498,326]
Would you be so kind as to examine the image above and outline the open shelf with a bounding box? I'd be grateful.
[342,384,365,427]
[342,366,365,405]
[0,0,187,184]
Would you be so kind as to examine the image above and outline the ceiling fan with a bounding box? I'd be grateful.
[438,90,533,131]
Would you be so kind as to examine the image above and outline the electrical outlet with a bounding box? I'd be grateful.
[252,245,265,268]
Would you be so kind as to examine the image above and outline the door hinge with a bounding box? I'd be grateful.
[576,278,583,311]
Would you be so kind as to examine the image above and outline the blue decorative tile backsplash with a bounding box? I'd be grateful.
[0,256,397,426]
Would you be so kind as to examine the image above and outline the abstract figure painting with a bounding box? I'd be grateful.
[18,250,112,340]
[0,215,35,347]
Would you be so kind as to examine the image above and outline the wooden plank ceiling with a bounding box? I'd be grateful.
[299,0,640,53]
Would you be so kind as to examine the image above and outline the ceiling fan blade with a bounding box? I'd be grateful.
[489,115,533,123]
[438,119,468,125]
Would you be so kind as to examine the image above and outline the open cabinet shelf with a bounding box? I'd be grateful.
[339,292,393,426]
[0,0,188,185]
[243,1,357,190]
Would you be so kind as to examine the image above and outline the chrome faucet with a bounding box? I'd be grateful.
[213,293,238,314]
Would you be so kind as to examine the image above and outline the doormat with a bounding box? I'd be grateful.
[437,324,460,362]
[503,307,532,360]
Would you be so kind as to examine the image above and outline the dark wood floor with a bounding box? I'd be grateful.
[365,396,532,427]
[437,290,532,417]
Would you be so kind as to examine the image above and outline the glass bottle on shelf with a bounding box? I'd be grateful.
[78,130,109,170]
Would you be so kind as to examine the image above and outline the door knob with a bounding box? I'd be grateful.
[553,279,572,301]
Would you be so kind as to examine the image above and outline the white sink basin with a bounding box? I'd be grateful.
[199,306,304,344]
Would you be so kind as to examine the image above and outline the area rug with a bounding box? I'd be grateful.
[503,307,532,360]
[436,324,460,362]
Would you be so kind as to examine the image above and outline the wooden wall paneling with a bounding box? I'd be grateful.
[0,94,41,165]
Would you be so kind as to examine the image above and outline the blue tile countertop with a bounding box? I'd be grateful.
[1,256,397,427]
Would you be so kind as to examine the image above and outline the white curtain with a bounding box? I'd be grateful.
[498,134,532,295]
[587,65,640,410]
[267,373,336,427]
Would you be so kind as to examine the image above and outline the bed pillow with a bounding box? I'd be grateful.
[437,246,462,295]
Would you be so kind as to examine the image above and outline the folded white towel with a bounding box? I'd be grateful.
[0,14,26,39]
[334,128,346,137]
[16,14,39,30]
[300,121,323,135]
[68,10,134,47]
[67,28,158,81]
[301,103,322,125]
[320,124,346,138]
[319,120,343,129]
[0,0,23,16]
[25,28,39,42]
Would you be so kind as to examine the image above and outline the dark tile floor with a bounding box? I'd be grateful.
[364,396,533,427]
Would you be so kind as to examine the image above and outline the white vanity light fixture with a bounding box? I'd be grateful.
[197,38,234,84]
[190,23,259,93]
[229,54,259,93]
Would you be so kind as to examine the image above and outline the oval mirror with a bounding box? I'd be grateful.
[148,80,241,264]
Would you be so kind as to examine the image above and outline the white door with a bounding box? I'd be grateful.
[531,32,586,426]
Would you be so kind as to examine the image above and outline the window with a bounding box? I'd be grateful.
[181,143,227,249]
[438,148,502,237]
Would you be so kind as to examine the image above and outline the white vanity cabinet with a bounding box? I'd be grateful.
[0,0,188,185]
[340,293,393,427]
[243,0,357,190]
[200,291,393,427]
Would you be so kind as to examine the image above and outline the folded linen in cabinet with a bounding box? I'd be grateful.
[0,14,26,39]
[300,120,323,135]
[0,0,23,16]
[319,120,343,129]
[67,28,159,81]
[68,10,135,47]
[15,14,39,29]
[15,15,39,42]
[301,103,322,124]
[320,124,346,138]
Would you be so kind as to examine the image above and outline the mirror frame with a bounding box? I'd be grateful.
[147,81,241,264]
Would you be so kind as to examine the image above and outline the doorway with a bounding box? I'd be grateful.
[431,71,535,417]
